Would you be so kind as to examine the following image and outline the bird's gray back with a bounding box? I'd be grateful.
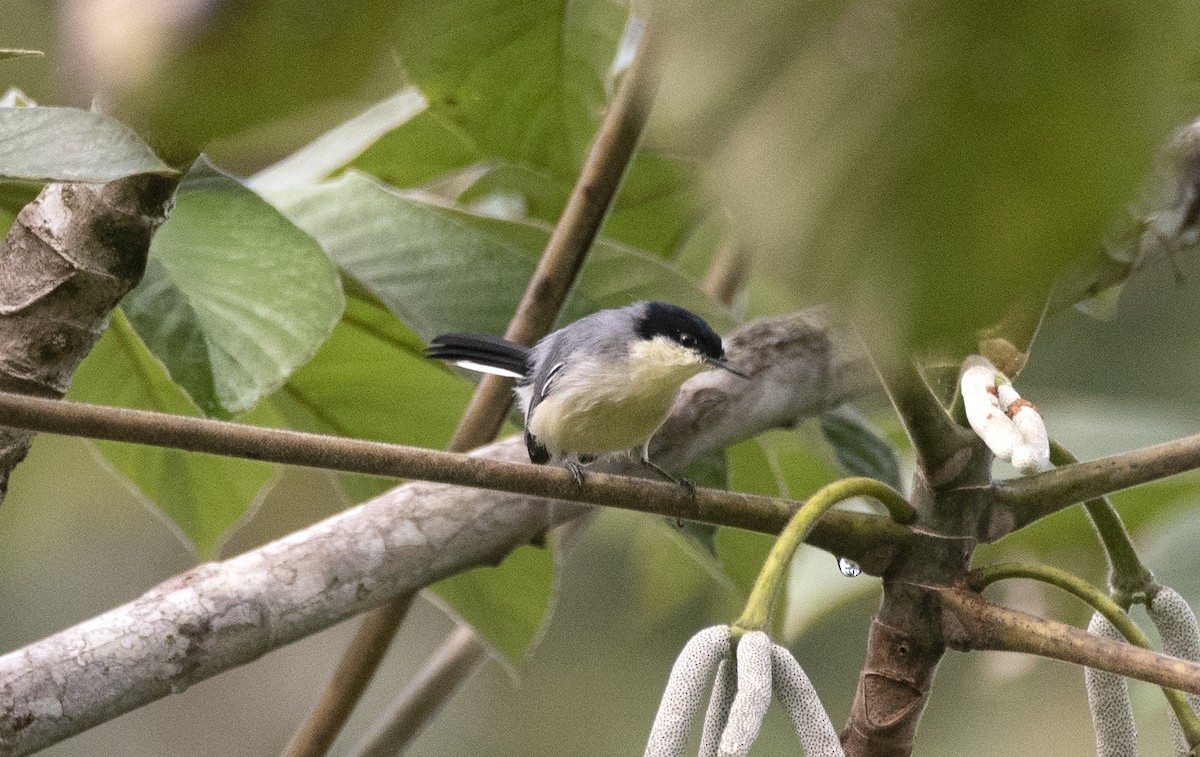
[526,303,646,392]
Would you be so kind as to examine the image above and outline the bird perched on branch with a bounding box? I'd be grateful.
[427,301,747,484]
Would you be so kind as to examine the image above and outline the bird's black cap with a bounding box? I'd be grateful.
[634,302,726,361]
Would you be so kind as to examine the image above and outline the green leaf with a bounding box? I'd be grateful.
[0,179,40,236]
[818,405,902,490]
[248,89,432,195]
[346,107,484,189]
[67,311,274,559]
[0,49,42,61]
[452,151,700,256]
[269,171,731,341]
[267,284,479,502]
[96,1,408,149]
[123,157,343,416]
[0,106,171,181]
[659,1,1200,350]
[429,544,556,669]
[395,0,629,178]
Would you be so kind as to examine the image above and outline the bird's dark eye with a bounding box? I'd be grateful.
[679,333,697,348]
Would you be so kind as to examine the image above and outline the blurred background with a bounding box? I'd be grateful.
[4,0,1200,755]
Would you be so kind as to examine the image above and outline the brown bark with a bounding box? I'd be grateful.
[0,173,179,501]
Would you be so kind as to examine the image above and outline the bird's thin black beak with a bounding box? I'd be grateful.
[706,356,750,379]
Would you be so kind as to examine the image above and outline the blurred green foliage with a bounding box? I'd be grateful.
[657,0,1200,349]
[3,0,1200,754]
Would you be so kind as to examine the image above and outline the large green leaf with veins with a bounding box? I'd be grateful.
[68,311,274,559]
[268,171,730,341]
[394,0,629,179]
[0,106,170,182]
[123,157,343,417]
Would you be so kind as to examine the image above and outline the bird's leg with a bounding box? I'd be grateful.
[639,446,695,495]
[565,460,588,487]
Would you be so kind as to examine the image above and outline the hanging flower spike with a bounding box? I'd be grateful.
[1148,588,1200,755]
[960,355,1050,474]
[771,642,845,755]
[698,658,736,757]
[1085,612,1139,756]
[717,631,774,756]
[646,478,911,757]
[645,625,732,757]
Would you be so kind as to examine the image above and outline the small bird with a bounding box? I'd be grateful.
[426,301,748,484]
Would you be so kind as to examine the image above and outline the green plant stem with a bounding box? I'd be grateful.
[733,477,915,635]
[974,562,1200,748]
[1049,440,1158,607]
[872,354,977,477]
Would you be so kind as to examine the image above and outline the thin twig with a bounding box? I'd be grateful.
[349,626,488,757]
[939,586,1200,696]
[289,21,668,756]
[448,19,663,451]
[1048,441,1157,606]
[282,594,415,756]
[0,388,912,557]
[994,431,1200,533]
[700,239,747,306]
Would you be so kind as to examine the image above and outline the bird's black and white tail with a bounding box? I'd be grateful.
[426,333,531,379]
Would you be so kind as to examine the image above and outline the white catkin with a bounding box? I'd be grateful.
[772,643,845,756]
[1085,612,1139,757]
[699,658,736,757]
[1148,588,1200,756]
[644,626,732,757]
[718,631,774,757]
[1008,403,1051,474]
[960,357,1023,461]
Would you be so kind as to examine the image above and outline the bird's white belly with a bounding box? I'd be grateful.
[526,352,705,458]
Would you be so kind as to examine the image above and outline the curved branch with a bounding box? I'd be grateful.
[939,586,1200,696]
[993,431,1200,534]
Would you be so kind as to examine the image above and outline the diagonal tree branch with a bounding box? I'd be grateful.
[0,172,179,503]
[870,354,978,490]
[0,307,894,756]
[292,22,672,757]
[991,431,1200,536]
[939,586,1200,696]
[349,624,488,757]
